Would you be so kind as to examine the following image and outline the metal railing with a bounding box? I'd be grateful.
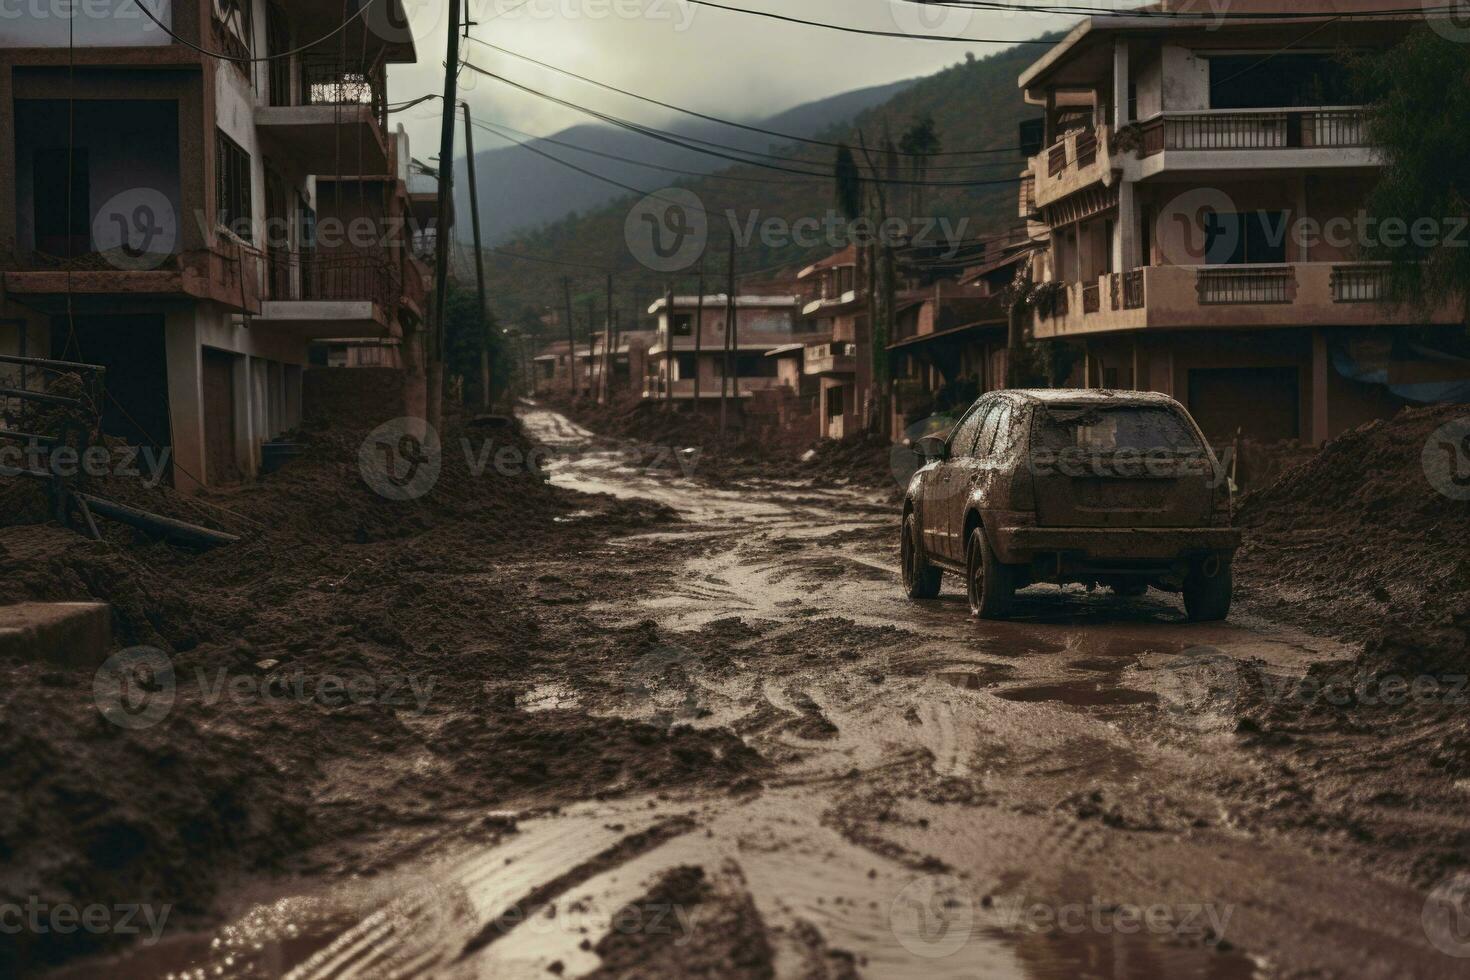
[1138,108,1368,156]
[298,53,388,127]
[1075,130,1098,169]
[266,251,400,308]
[1122,269,1145,310]
[1196,266,1294,305]
[1082,281,1101,314]
[1018,173,1037,216]
[1331,263,1391,303]
[1047,141,1068,178]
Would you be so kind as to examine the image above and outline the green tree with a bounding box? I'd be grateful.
[1355,27,1470,326]
[834,142,863,222]
[442,282,506,407]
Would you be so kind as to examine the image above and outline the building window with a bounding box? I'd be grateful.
[33,148,91,257]
[675,353,697,378]
[671,313,693,336]
[1206,211,1289,265]
[216,131,253,241]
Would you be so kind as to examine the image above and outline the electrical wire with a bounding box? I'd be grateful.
[919,1,1458,21]
[135,0,385,64]
[472,117,821,185]
[462,63,1023,187]
[677,0,1058,43]
[464,35,1029,158]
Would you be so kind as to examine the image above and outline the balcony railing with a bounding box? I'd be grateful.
[1196,266,1294,305]
[266,251,400,309]
[1075,130,1098,169]
[1082,281,1101,314]
[1018,173,1037,217]
[1138,108,1368,156]
[1047,141,1068,178]
[296,54,388,127]
[1122,269,1145,310]
[1331,263,1391,303]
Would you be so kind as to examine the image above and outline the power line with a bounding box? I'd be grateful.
[462,63,1023,188]
[472,117,820,185]
[464,35,1028,159]
[919,1,1459,21]
[677,0,1058,43]
[135,0,385,64]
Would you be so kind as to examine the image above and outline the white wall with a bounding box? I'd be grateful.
[1161,44,1210,112]
[0,0,171,47]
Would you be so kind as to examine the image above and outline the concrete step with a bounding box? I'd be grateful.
[0,602,112,669]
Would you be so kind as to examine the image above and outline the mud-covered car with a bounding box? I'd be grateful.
[901,390,1241,621]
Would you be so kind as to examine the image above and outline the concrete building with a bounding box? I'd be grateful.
[0,1,427,490]
[1017,0,1464,447]
[797,248,867,439]
[644,293,818,412]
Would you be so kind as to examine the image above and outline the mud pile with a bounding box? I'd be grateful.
[1235,402,1470,643]
[0,391,764,975]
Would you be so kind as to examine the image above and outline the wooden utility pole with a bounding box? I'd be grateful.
[562,276,577,399]
[692,258,705,408]
[461,101,491,411]
[429,0,464,433]
[720,235,735,438]
[663,283,674,411]
[602,273,614,404]
[584,296,596,397]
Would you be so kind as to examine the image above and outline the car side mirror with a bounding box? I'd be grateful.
[913,435,949,462]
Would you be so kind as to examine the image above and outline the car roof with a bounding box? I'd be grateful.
[998,389,1182,407]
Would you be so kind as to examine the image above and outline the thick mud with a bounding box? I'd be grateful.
[23,405,1470,979]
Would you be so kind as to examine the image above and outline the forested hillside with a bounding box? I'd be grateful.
[479,40,1050,336]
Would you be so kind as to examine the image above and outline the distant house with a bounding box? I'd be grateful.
[644,293,820,413]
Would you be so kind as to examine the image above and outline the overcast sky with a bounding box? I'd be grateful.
[385,0,1076,164]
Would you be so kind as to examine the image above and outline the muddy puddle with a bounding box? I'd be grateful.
[995,682,1160,709]
[58,791,1262,980]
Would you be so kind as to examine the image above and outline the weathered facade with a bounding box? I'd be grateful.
[1018,0,1465,447]
[645,293,818,415]
[0,1,428,489]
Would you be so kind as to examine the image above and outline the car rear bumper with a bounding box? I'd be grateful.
[995,526,1242,564]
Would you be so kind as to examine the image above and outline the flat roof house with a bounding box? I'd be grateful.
[1017,0,1465,447]
[0,1,428,490]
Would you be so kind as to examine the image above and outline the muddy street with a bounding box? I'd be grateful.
[50,406,1465,980]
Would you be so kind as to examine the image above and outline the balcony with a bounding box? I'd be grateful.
[804,342,857,376]
[1032,125,1115,211]
[1018,173,1037,218]
[254,252,399,338]
[1032,262,1460,338]
[1134,108,1375,175]
[255,54,390,173]
[0,240,265,315]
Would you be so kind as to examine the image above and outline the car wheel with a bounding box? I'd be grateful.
[901,512,942,600]
[1183,554,1233,622]
[966,526,1016,620]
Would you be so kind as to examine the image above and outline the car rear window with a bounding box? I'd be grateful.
[1033,405,1203,453]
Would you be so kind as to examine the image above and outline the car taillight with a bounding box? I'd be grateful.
[1211,479,1233,526]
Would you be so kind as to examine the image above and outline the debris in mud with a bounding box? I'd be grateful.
[585,864,776,980]
[550,395,901,500]
[1236,402,1470,641]
[0,402,697,974]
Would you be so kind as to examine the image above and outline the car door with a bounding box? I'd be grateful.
[934,400,992,562]
[950,402,1008,554]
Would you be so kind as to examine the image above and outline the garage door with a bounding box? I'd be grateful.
[1187,366,1300,445]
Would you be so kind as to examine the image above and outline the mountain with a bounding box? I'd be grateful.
[472,40,1053,333]
[451,78,919,246]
